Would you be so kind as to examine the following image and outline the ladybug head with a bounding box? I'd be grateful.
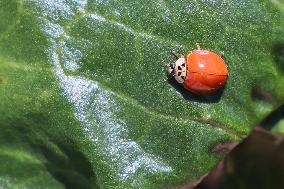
[167,58,187,84]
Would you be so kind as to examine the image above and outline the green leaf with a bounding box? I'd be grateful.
[0,0,284,188]
[272,119,284,135]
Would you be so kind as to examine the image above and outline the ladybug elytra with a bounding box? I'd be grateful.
[167,43,228,95]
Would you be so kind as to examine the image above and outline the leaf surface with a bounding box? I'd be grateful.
[1,0,284,188]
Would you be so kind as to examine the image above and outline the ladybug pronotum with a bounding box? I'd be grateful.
[167,43,228,95]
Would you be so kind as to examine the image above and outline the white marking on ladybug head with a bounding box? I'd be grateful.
[173,58,187,83]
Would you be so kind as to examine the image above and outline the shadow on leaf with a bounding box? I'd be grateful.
[4,113,99,189]
[272,43,284,73]
[167,77,225,103]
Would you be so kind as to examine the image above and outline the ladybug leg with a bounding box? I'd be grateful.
[220,51,225,58]
[171,50,184,59]
[195,43,201,50]
[165,63,175,77]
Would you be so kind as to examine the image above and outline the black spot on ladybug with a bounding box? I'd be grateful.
[178,66,182,70]
[181,76,185,80]
[178,72,182,76]
[182,63,185,67]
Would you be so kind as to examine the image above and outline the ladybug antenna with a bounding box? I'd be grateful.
[171,50,183,59]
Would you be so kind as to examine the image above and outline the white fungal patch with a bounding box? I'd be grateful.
[42,19,172,185]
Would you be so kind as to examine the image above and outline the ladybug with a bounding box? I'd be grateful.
[167,43,228,95]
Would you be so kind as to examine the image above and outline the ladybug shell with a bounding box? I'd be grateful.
[183,50,228,95]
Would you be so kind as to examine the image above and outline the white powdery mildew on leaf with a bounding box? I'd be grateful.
[88,13,107,23]
[42,15,172,185]
[60,40,82,71]
[41,21,65,39]
[70,0,88,13]
[35,0,74,21]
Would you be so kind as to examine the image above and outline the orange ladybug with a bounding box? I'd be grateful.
[167,43,228,95]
